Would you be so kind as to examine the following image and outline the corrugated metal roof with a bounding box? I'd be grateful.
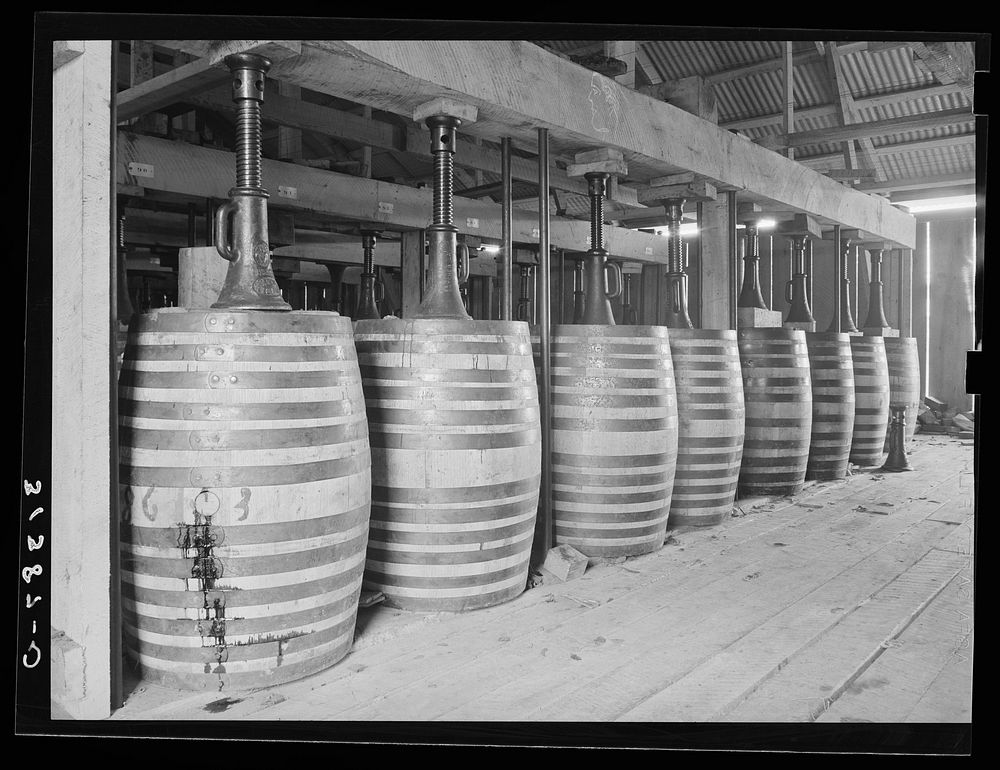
[625,39,974,191]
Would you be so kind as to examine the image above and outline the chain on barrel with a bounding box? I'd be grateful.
[118,310,371,690]
[354,102,541,611]
[117,53,371,691]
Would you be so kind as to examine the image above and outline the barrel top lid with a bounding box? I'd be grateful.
[738,327,807,341]
[849,335,887,349]
[130,308,351,334]
[668,328,738,341]
[550,324,670,339]
[805,331,851,342]
[354,318,530,335]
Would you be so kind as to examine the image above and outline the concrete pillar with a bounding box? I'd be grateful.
[928,217,976,412]
[52,40,113,720]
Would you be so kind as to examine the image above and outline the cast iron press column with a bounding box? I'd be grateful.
[354,229,383,320]
[738,221,768,311]
[662,199,693,328]
[580,172,622,324]
[784,234,815,326]
[828,233,860,333]
[212,53,291,311]
[413,114,471,320]
[863,246,891,331]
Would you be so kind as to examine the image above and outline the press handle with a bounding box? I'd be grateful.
[457,243,471,283]
[605,261,623,300]
[214,200,238,262]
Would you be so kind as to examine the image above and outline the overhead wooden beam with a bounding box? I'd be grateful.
[116,56,230,122]
[758,107,974,150]
[603,41,636,88]
[154,39,916,246]
[855,172,976,194]
[185,85,642,210]
[634,45,661,85]
[825,42,886,184]
[719,83,964,132]
[117,132,669,263]
[799,132,976,169]
[703,41,909,85]
[782,42,795,160]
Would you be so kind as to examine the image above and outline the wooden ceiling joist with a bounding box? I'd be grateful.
[150,39,914,246]
[758,107,974,150]
[118,132,668,263]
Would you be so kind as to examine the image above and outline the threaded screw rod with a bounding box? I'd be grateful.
[585,173,608,252]
[226,54,269,191]
[664,199,685,274]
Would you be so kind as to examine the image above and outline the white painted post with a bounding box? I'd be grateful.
[51,40,114,719]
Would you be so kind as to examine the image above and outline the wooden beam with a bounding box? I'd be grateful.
[117,132,669,263]
[639,75,718,123]
[154,39,915,246]
[758,108,974,150]
[707,47,822,84]
[799,133,976,167]
[825,42,887,184]
[187,85,642,210]
[116,56,230,122]
[855,172,976,194]
[634,45,662,86]
[719,84,964,133]
[603,41,636,89]
[782,42,795,160]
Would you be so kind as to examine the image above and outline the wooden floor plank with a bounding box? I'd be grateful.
[108,437,973,722]
[717,547,969,722]
[815,566,974,723]
[201,449,958,721]
[327,466,963,720]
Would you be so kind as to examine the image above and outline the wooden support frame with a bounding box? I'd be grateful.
[118,132,668,263]
[152,39,916,248]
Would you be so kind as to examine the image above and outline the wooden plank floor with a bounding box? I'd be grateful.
[109,434,974,723]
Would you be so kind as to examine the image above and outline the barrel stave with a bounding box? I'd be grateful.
[849,336,891,467]
[805,333,855,481]
[737,328,812,496]
[355,318,541,612]
[668,329,745,527]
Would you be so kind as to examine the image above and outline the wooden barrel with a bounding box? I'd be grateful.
[533,324,679,556]
[118,309,371,691]
[667,329,745,527]
[737,328,812,496]
[849,336,890,466]
[883,336,921,449]
[354,319,541,612]
[805,332,856,481]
